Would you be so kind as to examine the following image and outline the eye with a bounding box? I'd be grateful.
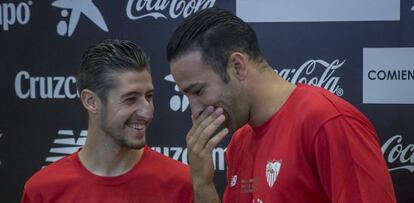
[124,97,136,104]
[146,93,153,102]
[193,88,203,96]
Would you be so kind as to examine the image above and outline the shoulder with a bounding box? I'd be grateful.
[145,147,189,170]
[294,84,362,117]
[270,84,375,148]
[291,84,369,128]
[24,153,79,193]
[143,147,191,180]
[226,124,253,158]
[142,148,194,201]
[229,124,252,145]
[293,84,342,115]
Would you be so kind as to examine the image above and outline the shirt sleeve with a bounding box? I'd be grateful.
[20,188,33,203]
[313,115,396,203]
[222,142,231,203]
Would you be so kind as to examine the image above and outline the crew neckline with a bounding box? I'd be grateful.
[252,84,305,137]
[73,146,149,185]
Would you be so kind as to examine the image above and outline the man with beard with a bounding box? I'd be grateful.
[22,39,193,203]
[166,8,396,203]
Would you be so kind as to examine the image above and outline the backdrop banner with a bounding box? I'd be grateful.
[0,0,413,202]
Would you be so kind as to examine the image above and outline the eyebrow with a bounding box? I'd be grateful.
[120,89,154,98]
[120,91,139,99]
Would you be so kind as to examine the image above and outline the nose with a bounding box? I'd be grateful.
[189,97,204,119]
[136,97,154,120]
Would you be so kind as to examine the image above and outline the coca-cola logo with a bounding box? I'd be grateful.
[275,59,345,96]
[126,0,216,20]
[167,59,345,113]
[381,135,414,173]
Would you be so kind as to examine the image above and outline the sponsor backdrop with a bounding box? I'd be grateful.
[0,0,413,202]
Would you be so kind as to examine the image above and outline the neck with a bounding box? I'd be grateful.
[78,124,144,177]
[247,66,296,127]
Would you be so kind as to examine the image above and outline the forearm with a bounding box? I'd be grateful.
[193,181,221,203]
[186,107,227,203]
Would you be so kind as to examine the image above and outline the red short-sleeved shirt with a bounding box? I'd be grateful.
[22,146,194,203]
[223,84,396,203]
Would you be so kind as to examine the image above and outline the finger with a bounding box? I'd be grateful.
[186,118,197,144]
[187,106,214,144]
[191,107,223,145]
[195,107,223,134]
[195,114,226,151]
[204,127,229,153]
[193,106,214,125]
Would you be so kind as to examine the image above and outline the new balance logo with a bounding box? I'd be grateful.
[44,129,226,171]
[45,130,87,163]
[51,0,108,37]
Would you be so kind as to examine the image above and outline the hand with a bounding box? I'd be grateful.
[186,106,229,186]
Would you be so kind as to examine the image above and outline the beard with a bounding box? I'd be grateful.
[108,130,146,150]
[219,103,251,135]
[100,108,146,150]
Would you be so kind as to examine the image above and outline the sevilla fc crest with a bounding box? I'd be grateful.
[266,160,282,188]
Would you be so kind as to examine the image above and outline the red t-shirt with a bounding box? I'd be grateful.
[22,146,194,203]
[223,84,396,203]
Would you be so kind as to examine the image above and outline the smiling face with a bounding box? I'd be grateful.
[99,70,154,149]
[170,50,249,134]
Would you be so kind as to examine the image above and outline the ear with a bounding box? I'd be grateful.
[80,89,101,114]
[228,52,248,81]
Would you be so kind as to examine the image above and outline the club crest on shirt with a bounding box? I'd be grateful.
[266,160,282,188]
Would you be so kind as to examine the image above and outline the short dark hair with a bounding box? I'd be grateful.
[166,7,263,83]
[77,39,150,103]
